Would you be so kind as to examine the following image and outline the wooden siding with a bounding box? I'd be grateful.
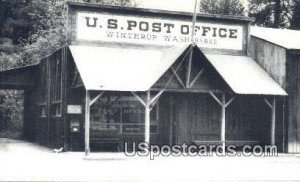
[0,66,39,89]
[172,93,270,145]
[164,93,284,149]
[152,46,231,93]
[23,89,38,142]
[249,36,287,88]
[35,48,67,149]
[286,53,300,153]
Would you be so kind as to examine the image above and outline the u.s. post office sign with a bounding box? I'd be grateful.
[75,12,244,50]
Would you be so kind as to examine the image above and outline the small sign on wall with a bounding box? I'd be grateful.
[67,105,82,114]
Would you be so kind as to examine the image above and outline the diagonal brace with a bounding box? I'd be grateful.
[131,92,146,107]
[225,97,235,108]
[209,92,222,106]
[89,92,105,106]
[264,98,273,109]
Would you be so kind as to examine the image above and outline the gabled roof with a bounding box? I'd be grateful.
[204,53,287,96]
[69,44,190,91]
[69,43,287,96]
[251,26,300,50]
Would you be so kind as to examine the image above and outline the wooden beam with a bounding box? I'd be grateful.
[169,95,174,146]
[186,0,198,87]
[264,98,272,109]
[271,97,276,146]
[71,70,78,87]
[150,88,224,93]
[221,93,226,154]
[170,67,186,88]
[186,49,193,88]
[191,0,198,43]
[89,92,105,106]
[189,68,204,88]
[85,91,91,156]
[150,90,164,105]
[264,97,276,146]
[209,92,222,106]
[131,92,146,107]
[225,96,235,108]
[150,97,160,111]
[282,100,286,152]
[145,91,151,145]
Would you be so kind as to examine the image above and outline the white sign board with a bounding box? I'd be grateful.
[76,12,244,50]
[67,105,82,114]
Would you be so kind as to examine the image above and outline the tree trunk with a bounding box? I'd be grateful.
[274,0,281,28]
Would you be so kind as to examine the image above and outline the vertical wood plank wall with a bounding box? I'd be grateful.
[154,92,284,151]
[287,53,300,153]
[162,93,274,146]
[35,48,67,149]
[250,36,300,153]
[249,37,287,88]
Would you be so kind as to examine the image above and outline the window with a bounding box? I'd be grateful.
[50,52,63,117]
[38,60,48,118]
[90,96,159,134]
[51,102,62,117]
[39,104,47,118]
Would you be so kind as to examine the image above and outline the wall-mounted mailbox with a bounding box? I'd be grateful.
[70,120,80,133]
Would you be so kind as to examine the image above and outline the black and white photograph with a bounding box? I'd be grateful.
[0,0,300,181]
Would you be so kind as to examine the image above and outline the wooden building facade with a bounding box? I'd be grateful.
[250,27,300,153]
[0,2,294,154]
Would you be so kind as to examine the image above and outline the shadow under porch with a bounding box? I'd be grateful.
[159,93,285,152]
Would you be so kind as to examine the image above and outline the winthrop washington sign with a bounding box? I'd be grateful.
[76,12,244,50]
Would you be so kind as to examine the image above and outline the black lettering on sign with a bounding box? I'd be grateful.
[219,28,227,38]
[152,23,162,32]
[202,26,211,36]
[229,29,238,38]
[107,19,118,29]
[181,25,189,35]
[85,17,98,27]
[164,23,174,33]
[139,21,149,31]
[212,27,217,37]
[127,20,137,30]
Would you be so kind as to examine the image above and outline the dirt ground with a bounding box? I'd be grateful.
[0,138,300,181]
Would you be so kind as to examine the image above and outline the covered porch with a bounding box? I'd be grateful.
[69,44,287,155]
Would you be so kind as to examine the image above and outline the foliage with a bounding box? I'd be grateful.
[0,0,135,137]
[199,0,245,16]
[0,0,136,69]
[248,0,299,28]
[0,90,23,139]
[290,0,300,29]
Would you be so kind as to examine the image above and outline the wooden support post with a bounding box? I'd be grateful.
[209,92,235,154]
[145,91,151,145]
[271,97,276,146]
[221,93,226,154]
[264,97,276,146]
[85,90,90,156]
[169,95,174,146]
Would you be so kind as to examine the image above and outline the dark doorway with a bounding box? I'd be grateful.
[0,90,24,140]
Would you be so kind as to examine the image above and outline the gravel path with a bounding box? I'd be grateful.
[0,138,300,181]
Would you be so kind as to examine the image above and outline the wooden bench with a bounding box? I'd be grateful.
[90,128,122,151]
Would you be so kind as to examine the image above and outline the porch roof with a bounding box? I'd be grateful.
[69,44,190,91]
[204,53,287,96]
